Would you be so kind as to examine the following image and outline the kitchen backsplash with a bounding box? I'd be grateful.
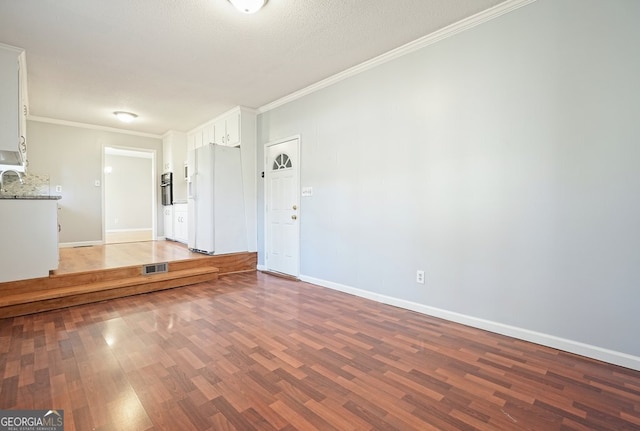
[1,172,52,196]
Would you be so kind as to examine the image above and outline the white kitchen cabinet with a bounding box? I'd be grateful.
[162,138,172,173]
[18,51,28,167]
[187,110,241,152]
[173,203,188,243]
[163,205,174,240]
[0,198,59,282]
[162,131,188,201]
[214,111,240,146]
[189,128,205,150]
[203,123,215,146]
[0,43,27,169]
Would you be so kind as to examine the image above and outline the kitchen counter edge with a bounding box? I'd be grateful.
[0,195,62,200]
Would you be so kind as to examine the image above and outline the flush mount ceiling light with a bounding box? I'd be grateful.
[228,0,267,14]
[113,111,138,123]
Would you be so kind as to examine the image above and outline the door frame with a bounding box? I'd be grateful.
[102,145,157,243]
[263,135,301,277]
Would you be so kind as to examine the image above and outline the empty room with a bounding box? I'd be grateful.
[1,0,639,430]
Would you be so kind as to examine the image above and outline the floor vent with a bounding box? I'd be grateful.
[142,262,168,275]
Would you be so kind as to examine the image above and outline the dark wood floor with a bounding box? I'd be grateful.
[1,271,639,430]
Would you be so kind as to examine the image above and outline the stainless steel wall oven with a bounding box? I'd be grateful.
[160,172,173,206]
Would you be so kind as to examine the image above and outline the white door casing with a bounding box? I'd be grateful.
[265,137,300,277]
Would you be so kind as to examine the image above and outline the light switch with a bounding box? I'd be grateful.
[301,186,313,197]
[94,180,101,187]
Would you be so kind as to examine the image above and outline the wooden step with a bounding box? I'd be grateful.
[0,252,257,319]
[2,266,219,307]
[0,266,219,319]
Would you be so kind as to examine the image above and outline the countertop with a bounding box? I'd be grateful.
[0,195,62,200]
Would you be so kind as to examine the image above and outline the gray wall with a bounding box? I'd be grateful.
[27,121,162,243]
[257,0,640,364]
[105,153,152,231]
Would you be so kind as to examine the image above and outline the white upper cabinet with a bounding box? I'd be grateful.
[213,111,240,146]
[0,43,26,168]
[162,131,188,201]
[18,51,28,166]
[162,137,172,173]
[162,130,186,174]
[187,109,242,152]
[203,123,214,146]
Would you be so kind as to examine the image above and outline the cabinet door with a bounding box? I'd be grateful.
[195,129,204,149]
[213,118,226,145]
[225,112,240,147]
[18,52,27,166]
[189,128,204,149]
[173,205,188,243]
[162,138,173,173]
[203,123,215,146]
[0,47,19,153]
[164,206,174,239]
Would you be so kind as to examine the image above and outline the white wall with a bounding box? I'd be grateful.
[27,120,162,244]
[257,0,640,368]
[104,153,152,231]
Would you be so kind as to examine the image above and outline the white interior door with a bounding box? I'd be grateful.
[265,138,300,277]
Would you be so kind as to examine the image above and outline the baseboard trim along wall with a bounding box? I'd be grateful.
[59,240,103,248]
[299,275,640,372]
[105,228,153,233]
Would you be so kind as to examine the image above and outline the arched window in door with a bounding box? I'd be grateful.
[272,153,293,170]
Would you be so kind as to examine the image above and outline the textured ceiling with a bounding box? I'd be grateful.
[0,0,507,135]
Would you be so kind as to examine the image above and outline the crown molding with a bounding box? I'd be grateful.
[0,42,24,53]
[258,0,537,114]
[28,116,163,139]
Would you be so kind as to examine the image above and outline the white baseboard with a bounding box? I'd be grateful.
[59,240,102,248]
[105,228,152,233]
[257,264,267,271]
[299,275,640,372]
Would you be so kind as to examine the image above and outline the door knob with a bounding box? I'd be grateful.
[291,215,297,220]
[292,205,297,210]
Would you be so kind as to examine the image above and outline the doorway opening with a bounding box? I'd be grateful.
[103,146,156,244]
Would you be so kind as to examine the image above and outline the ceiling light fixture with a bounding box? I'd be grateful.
[228,0,267,14]
[113,111,138,123]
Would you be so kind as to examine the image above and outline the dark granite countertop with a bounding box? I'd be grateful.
[0,195,62,200]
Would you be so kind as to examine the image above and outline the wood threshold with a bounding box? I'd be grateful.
[259,269,299,281]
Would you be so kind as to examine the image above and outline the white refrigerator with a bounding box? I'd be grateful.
[187,144,247,255]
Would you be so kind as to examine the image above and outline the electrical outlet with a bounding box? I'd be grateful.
[416,270,425,284]
[55,185,62,193]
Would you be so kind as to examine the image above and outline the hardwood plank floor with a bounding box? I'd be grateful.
[1,272,639,430]
[56,241,209,274]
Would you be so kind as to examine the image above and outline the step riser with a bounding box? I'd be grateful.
[0,272,219,319]
[2,267,219,307]
[0,252,257,294]
[0,252,256,319]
